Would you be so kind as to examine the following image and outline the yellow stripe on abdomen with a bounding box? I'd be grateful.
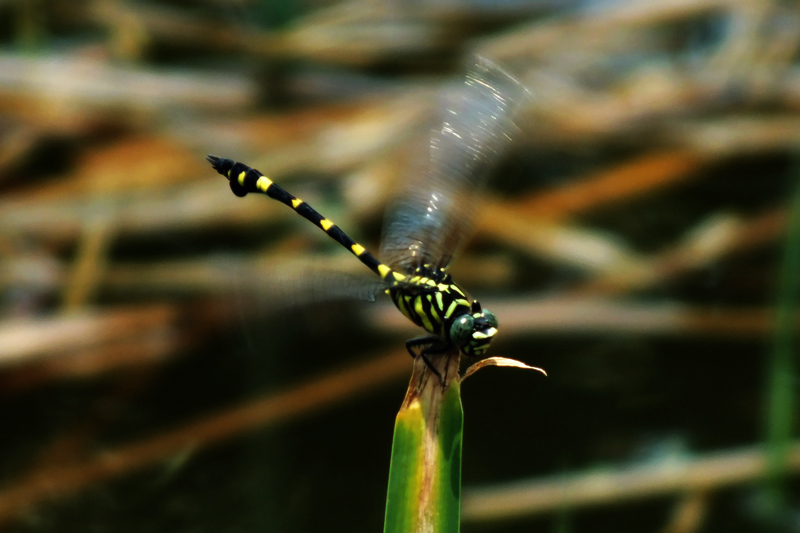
[256,176,273,192]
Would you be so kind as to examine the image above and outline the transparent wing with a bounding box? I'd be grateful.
[380,57,527,272]
[225,255,390,307]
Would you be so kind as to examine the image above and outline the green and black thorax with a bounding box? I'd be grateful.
[385,265,497,358]
[207,58,523,364]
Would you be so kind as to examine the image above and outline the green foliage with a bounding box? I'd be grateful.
[763,167,800,509]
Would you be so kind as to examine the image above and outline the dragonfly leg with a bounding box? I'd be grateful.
[405,336,441,358]
[405,336,450,382]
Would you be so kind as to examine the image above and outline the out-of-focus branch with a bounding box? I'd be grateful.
[462,441,800,523]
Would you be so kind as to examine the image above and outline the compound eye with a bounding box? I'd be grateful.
[450,315,475,347]
[482,310,498,329]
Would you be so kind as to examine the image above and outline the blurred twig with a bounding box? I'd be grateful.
[658,492,709,533]
[371,297,796,339]
[508,150,707,221]
[0,304,182,367]
[462,441,800,523]
[0,51,257,120]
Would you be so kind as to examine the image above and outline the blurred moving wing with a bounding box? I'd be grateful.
[380,57,528,272]
[222,255,389,311]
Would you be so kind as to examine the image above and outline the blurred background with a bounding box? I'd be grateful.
[1,0,800,531]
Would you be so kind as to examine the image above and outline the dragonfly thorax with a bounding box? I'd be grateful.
[387,264,498,358]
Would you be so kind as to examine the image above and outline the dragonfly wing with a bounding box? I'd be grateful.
[223,255,390,309]
[380,57,527,272]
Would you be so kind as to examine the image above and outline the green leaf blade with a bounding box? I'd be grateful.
[384,355,464,533]
[385,401,425,533]
[433,382,463,533]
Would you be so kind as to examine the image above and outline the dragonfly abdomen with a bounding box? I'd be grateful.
[207,155,404,283]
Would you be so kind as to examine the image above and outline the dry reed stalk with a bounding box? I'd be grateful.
[0,51,256,118]
[461,441,800,523]
[0,338,174,394]
[509,150,708,221]
[369,297,788,339]
[61,220,115,311]
[658,492,709,533]
[580,207,788,295]
[0,304,179,367]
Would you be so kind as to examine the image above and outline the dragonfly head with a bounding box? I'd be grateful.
[449,303,498,358]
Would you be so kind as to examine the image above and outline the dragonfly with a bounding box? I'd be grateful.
[207,58,525,378]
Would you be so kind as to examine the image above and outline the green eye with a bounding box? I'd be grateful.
[483,310,498,329]
[450,315,474,346]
